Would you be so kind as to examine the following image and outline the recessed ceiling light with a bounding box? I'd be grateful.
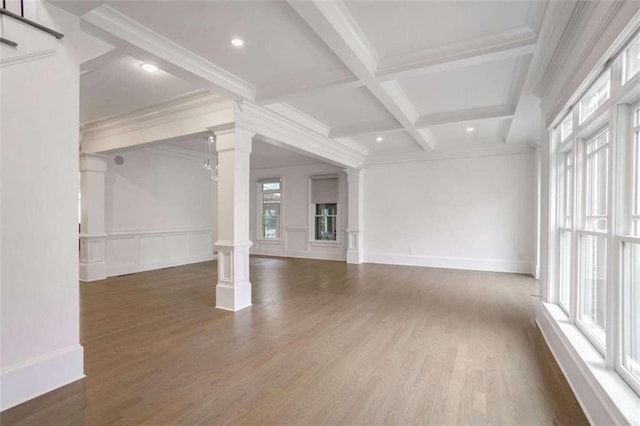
[231,38,244,47]
[466,127,475,133]
[376,136,384,142]
[140,63,159,73]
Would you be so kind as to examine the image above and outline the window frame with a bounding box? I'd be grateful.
[257,178,283,241]
[308,175,342,244]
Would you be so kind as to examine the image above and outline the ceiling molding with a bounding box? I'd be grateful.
[288,0,433,151]
[364,141,534,167]
[81,4,256,101]
[375,27,537,81]
[415,104,515,128]
[238,101,367,168]
[329,118,402,138]
[145,145,208,161]
[525,0,548,35]
[266,103,331,136]
[507,55,532,109]
[80,48,122,77]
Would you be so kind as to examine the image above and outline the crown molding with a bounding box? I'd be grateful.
[365,141,534,167]
[375,26,537,81]
[145,145,207,162]
[81,4,255,101]
[265,103,331,137]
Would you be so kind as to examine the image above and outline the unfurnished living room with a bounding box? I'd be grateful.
[1,0,640,424]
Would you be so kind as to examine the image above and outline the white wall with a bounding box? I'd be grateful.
[363,153,535,274]
[0,3,84,411]
[103,148,214,276]
[250,163,348,261]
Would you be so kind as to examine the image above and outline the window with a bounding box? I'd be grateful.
[579,71,611,124]
[314,204,337,240]
[310,175,339,241]
[561,114,573,141]
[623,33,640,84]
[578,234,607,349]
[584,130,609,232]
[259,179,281,239]
[621,241,640,390]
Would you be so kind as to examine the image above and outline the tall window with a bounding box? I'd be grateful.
[553,48,640,398]
[620,103,640,393]
[259,179,282,240]
[310,175,339,241]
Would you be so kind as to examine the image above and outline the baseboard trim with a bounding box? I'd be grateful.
[0,345,85,412]
[536,302,639,425]
[251,249,346,262]
[364,253,534,274]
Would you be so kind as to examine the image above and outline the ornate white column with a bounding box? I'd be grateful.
[79,154,107,281]
[345,168,365,264]
[211,125,254,311]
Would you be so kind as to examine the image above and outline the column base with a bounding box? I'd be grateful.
[216,281,252,311]
[79,262,106,282]
[346,250,363,264]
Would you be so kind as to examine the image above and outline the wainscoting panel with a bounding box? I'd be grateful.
[105,228,213,277]
[250,227,346,261]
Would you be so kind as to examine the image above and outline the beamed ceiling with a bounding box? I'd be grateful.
[57,0,571,163]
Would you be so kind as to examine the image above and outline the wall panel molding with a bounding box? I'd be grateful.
[105,228,213,277]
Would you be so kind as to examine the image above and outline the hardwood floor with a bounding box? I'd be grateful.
[2,257,587,425]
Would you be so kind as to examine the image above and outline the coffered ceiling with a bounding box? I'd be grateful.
[55,0,568,164]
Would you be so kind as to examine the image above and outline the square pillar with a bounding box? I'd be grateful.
[345,168,365,264]
[79,154,107,281]
[211,126,254,311]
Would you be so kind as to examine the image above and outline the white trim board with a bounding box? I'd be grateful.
[364,253,534,275]
[250,249,346,262]
[0,345,85,412]
[536,302,640,426]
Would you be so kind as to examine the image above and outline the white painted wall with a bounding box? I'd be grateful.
[0,3,84,411]
[363,153,536,274]
[250,162,348,261]
[103,148,214,276]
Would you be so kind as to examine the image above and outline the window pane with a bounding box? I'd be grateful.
[263,192,281,203]
[263,211,279,239]
[559,230,572,312]
[624,34,640,83]
[316,203,337,216]
[622,242,640,384]
[315,215,336,240]
[560,151,573,227]
[579,71,610,123]
[578,234,607,348]
[561,114,573,141]
[262,182,280,191]
[584,132,609,232]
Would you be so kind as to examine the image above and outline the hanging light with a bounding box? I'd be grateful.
[204,135,218,181]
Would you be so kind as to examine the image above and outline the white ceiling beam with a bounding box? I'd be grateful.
[288,0,434,150]
[80,47,122,77]
[81,5,256,101]
[375,27,537,82]
[415,104,515,128]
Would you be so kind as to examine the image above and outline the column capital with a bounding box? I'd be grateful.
[343,167,365,182]
[207,123,256,139]
[79,154,108,173]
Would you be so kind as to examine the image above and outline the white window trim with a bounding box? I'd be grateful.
[257,177,283,242]
[546,22,640,423]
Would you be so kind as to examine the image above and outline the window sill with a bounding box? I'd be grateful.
[537,302,640,425]
[308,240,341,246]
[255,238,284,243]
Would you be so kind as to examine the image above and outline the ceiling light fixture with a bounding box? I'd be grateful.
[376,136,384,142]
[231,38,244,47]
[466,127,475,133]
[140,63,159,73]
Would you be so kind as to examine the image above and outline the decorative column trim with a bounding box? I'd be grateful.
[79,154,108,282]
[344,168,365,264]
